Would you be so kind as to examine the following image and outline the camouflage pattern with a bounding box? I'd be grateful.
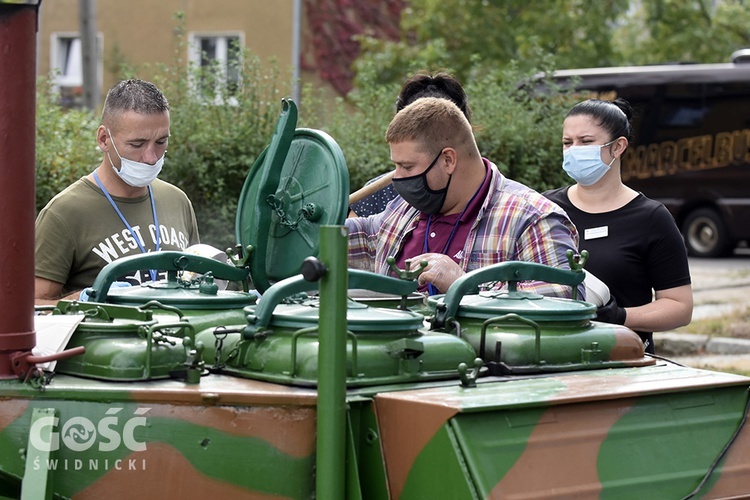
[0,376,318,498]
[2,360,749,498]
[375,364,750,498]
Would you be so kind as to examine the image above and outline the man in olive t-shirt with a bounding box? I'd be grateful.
[35,79,199,304]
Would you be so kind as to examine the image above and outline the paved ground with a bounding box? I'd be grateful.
[658,250,750,374]
[687,250,750,321]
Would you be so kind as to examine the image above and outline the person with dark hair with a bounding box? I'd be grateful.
[349,71,472,217]
[35,79,200,304]
[395,71,472,119]
[347,97,582,298]
[544,98,693,353]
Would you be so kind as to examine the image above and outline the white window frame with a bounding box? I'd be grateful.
[187,31,245,104]
[50,31,103,106]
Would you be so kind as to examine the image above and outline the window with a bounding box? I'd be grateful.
[50,32,102,108]
[188,33,244,102]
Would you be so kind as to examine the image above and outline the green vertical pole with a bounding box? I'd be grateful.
[316,225,349,499]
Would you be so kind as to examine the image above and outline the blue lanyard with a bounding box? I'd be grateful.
[421,178,485,296]
[94,171,161,281]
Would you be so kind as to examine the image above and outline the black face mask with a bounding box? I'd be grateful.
[392,149,451,214]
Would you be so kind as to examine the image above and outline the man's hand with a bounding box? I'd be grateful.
[409,253,465,294]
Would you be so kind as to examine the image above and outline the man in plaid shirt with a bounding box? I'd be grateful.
[345,97,582,298]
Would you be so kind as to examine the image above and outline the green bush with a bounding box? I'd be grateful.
[151,61,285,248]
[467,58,579,192]
[35,78,100,213]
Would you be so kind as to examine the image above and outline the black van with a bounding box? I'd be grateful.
[549,51,750,257]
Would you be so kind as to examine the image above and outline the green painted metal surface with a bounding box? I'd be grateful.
[443,386,750,497]
[0,385,318,498]
[432,260,588,327]
[88,251,252,305]
[316,226,349,500]
[247,270,419,332]
[347,402,389,500]
[425,260,652,374]
[400,425,479,499]
[597,387,749,496]
[375,365,750,499]
[235,101,350,294]
[204,325,477,387]
[48,302,190,381]
[2,359,750,498]
[451,316,648,372]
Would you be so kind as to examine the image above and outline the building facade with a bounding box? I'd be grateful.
[38,0,298,108]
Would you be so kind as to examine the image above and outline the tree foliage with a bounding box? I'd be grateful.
[355,0,749,89]
[333,0,750,193]
[354,0,630,86]
[35,78,101,214]
[613,0,750,64]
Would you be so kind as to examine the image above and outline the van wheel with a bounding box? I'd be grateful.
[682,208,732,257]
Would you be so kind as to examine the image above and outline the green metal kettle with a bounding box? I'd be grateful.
[428,261,654,374]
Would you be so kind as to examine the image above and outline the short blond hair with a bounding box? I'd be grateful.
[386,97,475,156]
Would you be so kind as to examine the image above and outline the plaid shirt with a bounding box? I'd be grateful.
[345,160,583,298]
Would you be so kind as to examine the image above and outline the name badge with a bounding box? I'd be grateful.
[584,226,608,240]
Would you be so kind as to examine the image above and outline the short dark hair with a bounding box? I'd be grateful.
[566,98,633,142]
[101,79,169,125]
[396,71,472,121]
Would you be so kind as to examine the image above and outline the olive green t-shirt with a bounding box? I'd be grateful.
[35,176,200,295]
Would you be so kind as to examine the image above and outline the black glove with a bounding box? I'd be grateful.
[596,296,627,325]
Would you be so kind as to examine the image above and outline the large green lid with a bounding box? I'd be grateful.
[235,99,349,293]
[265,298,425,332]
[88,251,257,309]
[106,281,257,309]
[430,260,594,326]
[428,290,595,322]
[244,271,421,332]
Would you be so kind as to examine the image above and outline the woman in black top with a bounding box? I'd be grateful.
[545,98,693,353]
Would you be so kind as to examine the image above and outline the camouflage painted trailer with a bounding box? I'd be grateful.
[2,3,750,498]
[2,279,750,499]
[2,233,750,499]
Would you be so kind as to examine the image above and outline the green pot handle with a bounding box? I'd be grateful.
[434,259,585,328]
[88,251,250,302]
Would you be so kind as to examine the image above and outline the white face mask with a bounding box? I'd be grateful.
[107,128,165,187]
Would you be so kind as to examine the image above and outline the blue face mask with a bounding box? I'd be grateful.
[562,140,616,186]
[392,149,451,214]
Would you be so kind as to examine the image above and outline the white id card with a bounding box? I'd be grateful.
[584,226,609,240]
